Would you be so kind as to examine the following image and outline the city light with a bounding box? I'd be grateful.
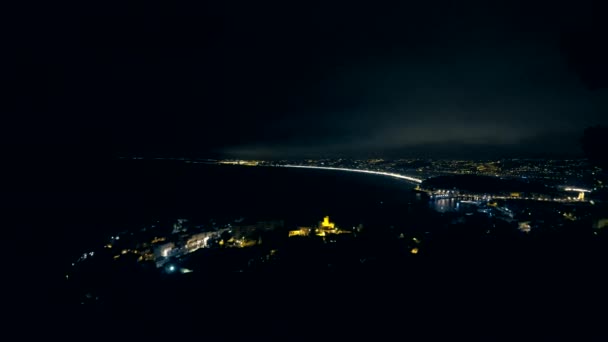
[564,187,591,192]
[281,165,423,183]
[68,155,605,313]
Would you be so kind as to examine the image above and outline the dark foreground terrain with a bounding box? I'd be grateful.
[7,158,608,340]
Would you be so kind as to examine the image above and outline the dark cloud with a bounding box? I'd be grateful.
[4,0,607,160]
[222,23,606,158]
[218,0,607,159]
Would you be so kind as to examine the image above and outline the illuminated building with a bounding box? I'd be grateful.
[154,242,175,267]
[160,243,175,257]
[288,228,311,237]
[186,232,213,252]
[518,221,531,233]
[318,216,351,236]
[151,236,166,244]
[287,217,351,238]
[320,216,335,229]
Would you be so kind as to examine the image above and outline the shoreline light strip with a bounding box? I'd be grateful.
[564,187,591,192]
[281,165,423,183]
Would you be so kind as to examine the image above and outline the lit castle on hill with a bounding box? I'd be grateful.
[288,216,351,237]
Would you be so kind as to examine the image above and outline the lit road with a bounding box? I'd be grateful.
[564,187,591,192]
[281,165,423,184]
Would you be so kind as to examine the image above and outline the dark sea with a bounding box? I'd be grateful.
[9,161,423,269]
[7,160,431,317]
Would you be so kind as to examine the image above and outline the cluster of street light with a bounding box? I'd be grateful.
[281,164,423,183]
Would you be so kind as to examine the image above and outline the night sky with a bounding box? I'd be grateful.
[5,0,608,160]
